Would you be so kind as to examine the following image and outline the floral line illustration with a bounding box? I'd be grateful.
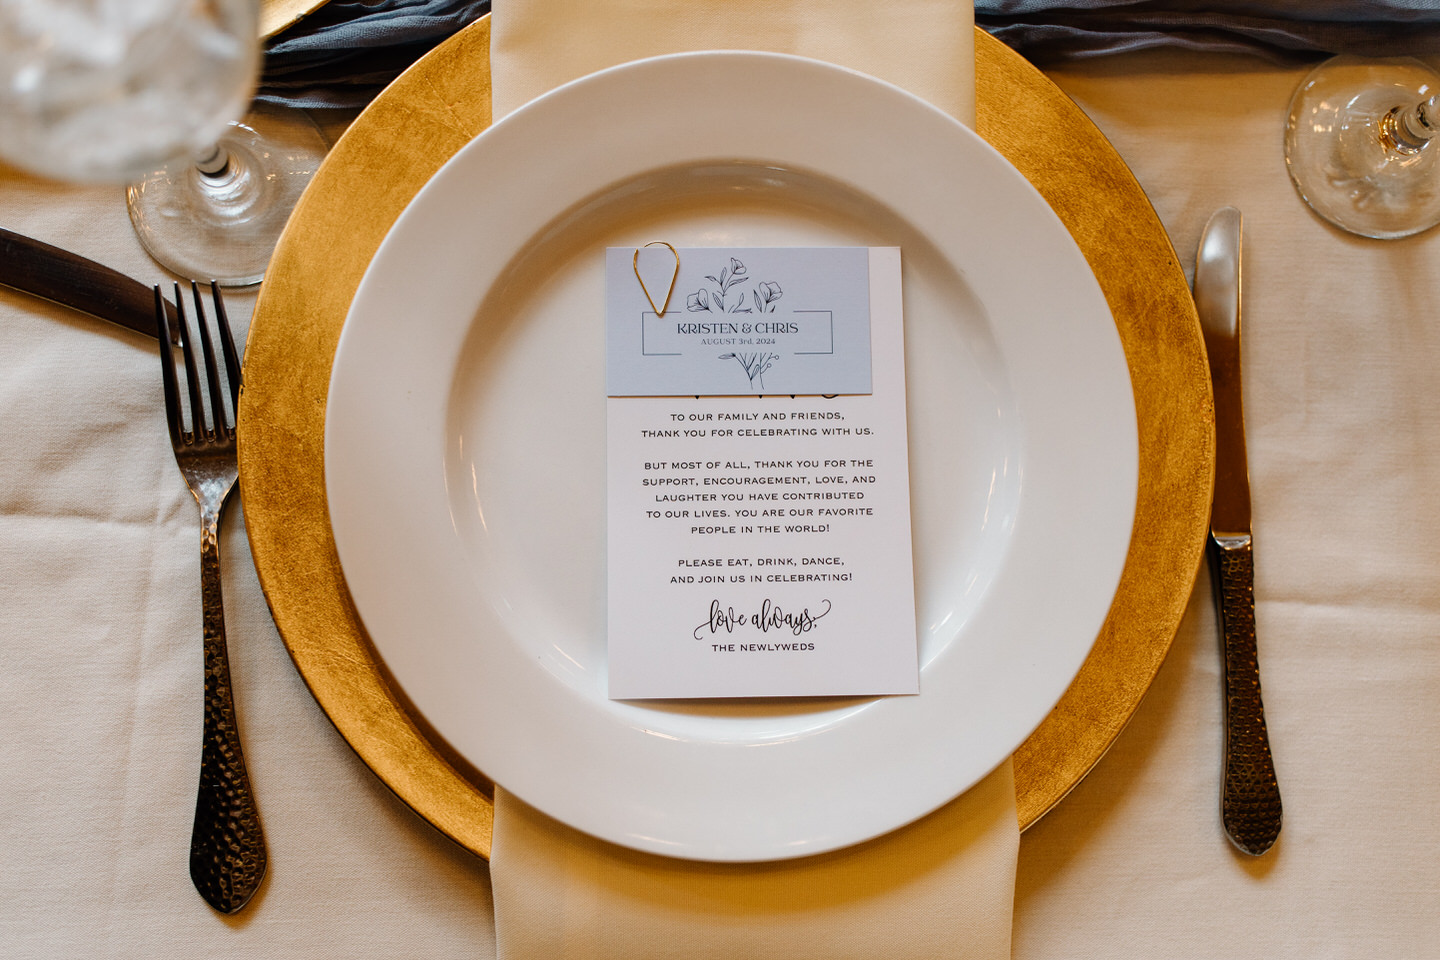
[685,257,792,389]
[686,257,784,314]
[720,351,780,390]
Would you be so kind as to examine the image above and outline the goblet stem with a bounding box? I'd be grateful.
[1382,95,1438,154]
[194,145,233,177]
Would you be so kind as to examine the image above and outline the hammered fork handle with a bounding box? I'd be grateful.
[1210,534,1282,856]
[189,497,266,914]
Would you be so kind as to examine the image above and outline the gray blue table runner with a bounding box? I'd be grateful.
[258,0,1440,109]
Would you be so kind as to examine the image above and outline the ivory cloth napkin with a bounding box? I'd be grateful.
[487,3,1016,959]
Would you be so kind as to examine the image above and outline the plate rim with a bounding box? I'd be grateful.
[237,18,1213,861]
[323,48,1138,860]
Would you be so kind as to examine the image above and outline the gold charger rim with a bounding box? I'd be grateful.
[259,0,329,39]
[237,17,1214,859]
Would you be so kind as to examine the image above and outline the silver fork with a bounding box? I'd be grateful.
[155,281,266,914]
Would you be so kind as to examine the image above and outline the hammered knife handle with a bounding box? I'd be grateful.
[190,510,267,913]
[1209,533,1282,855]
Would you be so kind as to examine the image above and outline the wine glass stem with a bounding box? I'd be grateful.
[1384,94,1438,155]
[194,143,231,177]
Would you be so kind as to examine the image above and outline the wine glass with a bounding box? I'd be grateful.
[126,98,327,286]
[1284,55,1439,240]
[0,0,326,285]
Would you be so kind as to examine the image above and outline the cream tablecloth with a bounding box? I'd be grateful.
[1,47,1436,958]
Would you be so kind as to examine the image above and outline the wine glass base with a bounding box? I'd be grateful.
[128,105,328,286]
[1285,56,1440,240]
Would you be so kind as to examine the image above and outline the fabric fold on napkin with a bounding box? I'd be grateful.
[490,0,973,125]
[487,2,1018,959]
[492,767,1019,960]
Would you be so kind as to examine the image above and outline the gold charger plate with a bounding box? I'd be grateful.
[238,17,1214,858]
[259,0,329,38]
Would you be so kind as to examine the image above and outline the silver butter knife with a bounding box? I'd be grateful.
[1195,206,1282,855]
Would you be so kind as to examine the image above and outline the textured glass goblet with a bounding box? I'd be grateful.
[0,0,325,284]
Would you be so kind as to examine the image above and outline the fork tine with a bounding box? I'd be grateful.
[175,282,205,439]
[191,281,229,437]
[209,281,241,418]
[155,286,183,449]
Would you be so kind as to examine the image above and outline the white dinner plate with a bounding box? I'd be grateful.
[325,51,1138,861]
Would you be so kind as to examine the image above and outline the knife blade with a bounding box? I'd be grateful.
[0,227,178,341]
[1195,206,1282,856]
